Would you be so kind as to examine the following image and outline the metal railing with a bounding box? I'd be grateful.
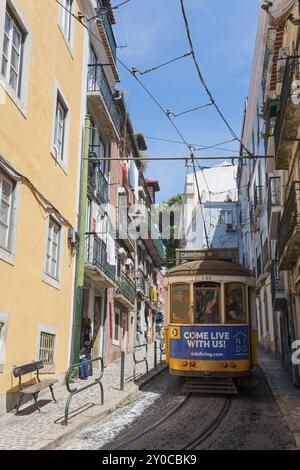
[271,260,285,304]
[262,239,269,270]
[117,272,136,304]
[136,268,145,293]
[250,205,257,227]
[274,56,300,157]
[254,185,264,209]
[133,343,148,382]
[267,177,281,222]
[147,210,165,259]
[101,12,117,62]
[88,151,109,204]
[87,64,121,135]
[257,254,262,278]
[85,233,116,281]
[278,181,300,260]
[64,357,104,425]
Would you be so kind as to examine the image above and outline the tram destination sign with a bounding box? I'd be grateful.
[176,248,239,263]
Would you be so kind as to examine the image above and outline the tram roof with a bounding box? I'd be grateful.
[166,260,254,278]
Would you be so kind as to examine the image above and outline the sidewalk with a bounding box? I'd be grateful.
[258,348,300,449]
[0,341,166,450]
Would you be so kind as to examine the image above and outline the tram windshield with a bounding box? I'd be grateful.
[170,284,190,323]
[194,282,220,324]
[225,283,246,323]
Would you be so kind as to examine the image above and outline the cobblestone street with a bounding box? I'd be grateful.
[0,342,163,450]
[55,353,299,451]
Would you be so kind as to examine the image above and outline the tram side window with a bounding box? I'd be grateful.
[171,284,190,323]
[195,282,220,324]
[225,283,246,323]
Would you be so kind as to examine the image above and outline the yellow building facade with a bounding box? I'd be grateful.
[0,0,85,413]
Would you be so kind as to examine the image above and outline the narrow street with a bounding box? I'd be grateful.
[56,367,295,450]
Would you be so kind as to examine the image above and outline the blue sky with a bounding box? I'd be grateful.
[113,0,260,203]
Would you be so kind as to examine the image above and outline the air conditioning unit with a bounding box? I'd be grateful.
[226,224,236,232]
[277,47,290,82]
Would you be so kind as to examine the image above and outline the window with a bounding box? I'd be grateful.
[39,332,55,365]
[1,10,23,95]
[220,210,233,225]
[194,282,220,324]
[170,284,190,323]
[54,95,67,163]
[225,283,247,324]
[0,171,14,251]
[60,0,73,43]
[114,309,120,343]
[45,217,61,280]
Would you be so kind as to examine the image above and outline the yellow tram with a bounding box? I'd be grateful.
[164,253,257,387]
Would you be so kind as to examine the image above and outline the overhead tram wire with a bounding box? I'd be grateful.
[179,0,253,158]
[54,0,251,247]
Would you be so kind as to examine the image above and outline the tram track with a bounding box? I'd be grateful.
[183,397,231,450]
[114,394,231,450]
[115,393,191,450]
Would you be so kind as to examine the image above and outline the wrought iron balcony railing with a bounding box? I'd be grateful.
[254,185,264,210]
[101,11,117,63]
[278,181,300,261]
[147,210,165,260]
[267,177,281,221]
[273,56,300,168]
[256,254,262,279]
[85,233,116,281]
[88,148,109,204]
[87,64,121,135]
[136,268,145,293]
[262,239,269,270]
[117,272,136,304]
[271,260,285,305]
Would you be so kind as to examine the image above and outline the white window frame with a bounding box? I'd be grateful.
[1,9,22,95]
[0,165,20,266]
[58,0,74,54]
[113,307,120,346]
[43,215,63,290]
[0,312,9,373]
[54,96,66,164]
[0,0,31,116]
[51,81,70,173]
[36,324,57,374]
[219,209,234,225]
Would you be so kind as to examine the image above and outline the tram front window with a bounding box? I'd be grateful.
[171,284,190,323]
[225,283,246,323]
[195,283,220,324]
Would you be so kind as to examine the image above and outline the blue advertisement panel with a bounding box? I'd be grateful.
[170,326,249,361]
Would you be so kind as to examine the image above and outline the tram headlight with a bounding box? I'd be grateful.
[221,362,228,368]
[230,362,236,368]
[182,361,188,367]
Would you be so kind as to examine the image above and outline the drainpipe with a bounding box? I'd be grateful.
[70,114,91,366]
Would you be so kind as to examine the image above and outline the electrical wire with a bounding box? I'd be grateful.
[132,51,192,76]
[166,102,212,117]
[179,0,253,158]
[143,135,240,153]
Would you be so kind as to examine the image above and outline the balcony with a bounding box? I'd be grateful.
[262,239,270,273]
[271,261,286,309]
[250,205,258,233]
[267,177,281,240]
[87,64,121,140]
[85,233,116,287]
[274,56,300,170]
[256,254,262,279]
[254,186,264,217]
[116,213,135,252]
[115,272,136,307]
[95,11,119,81]
[278,182,300,270]
[88,151,109,204]
[144,210,165,265]
[136,268,145,294]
